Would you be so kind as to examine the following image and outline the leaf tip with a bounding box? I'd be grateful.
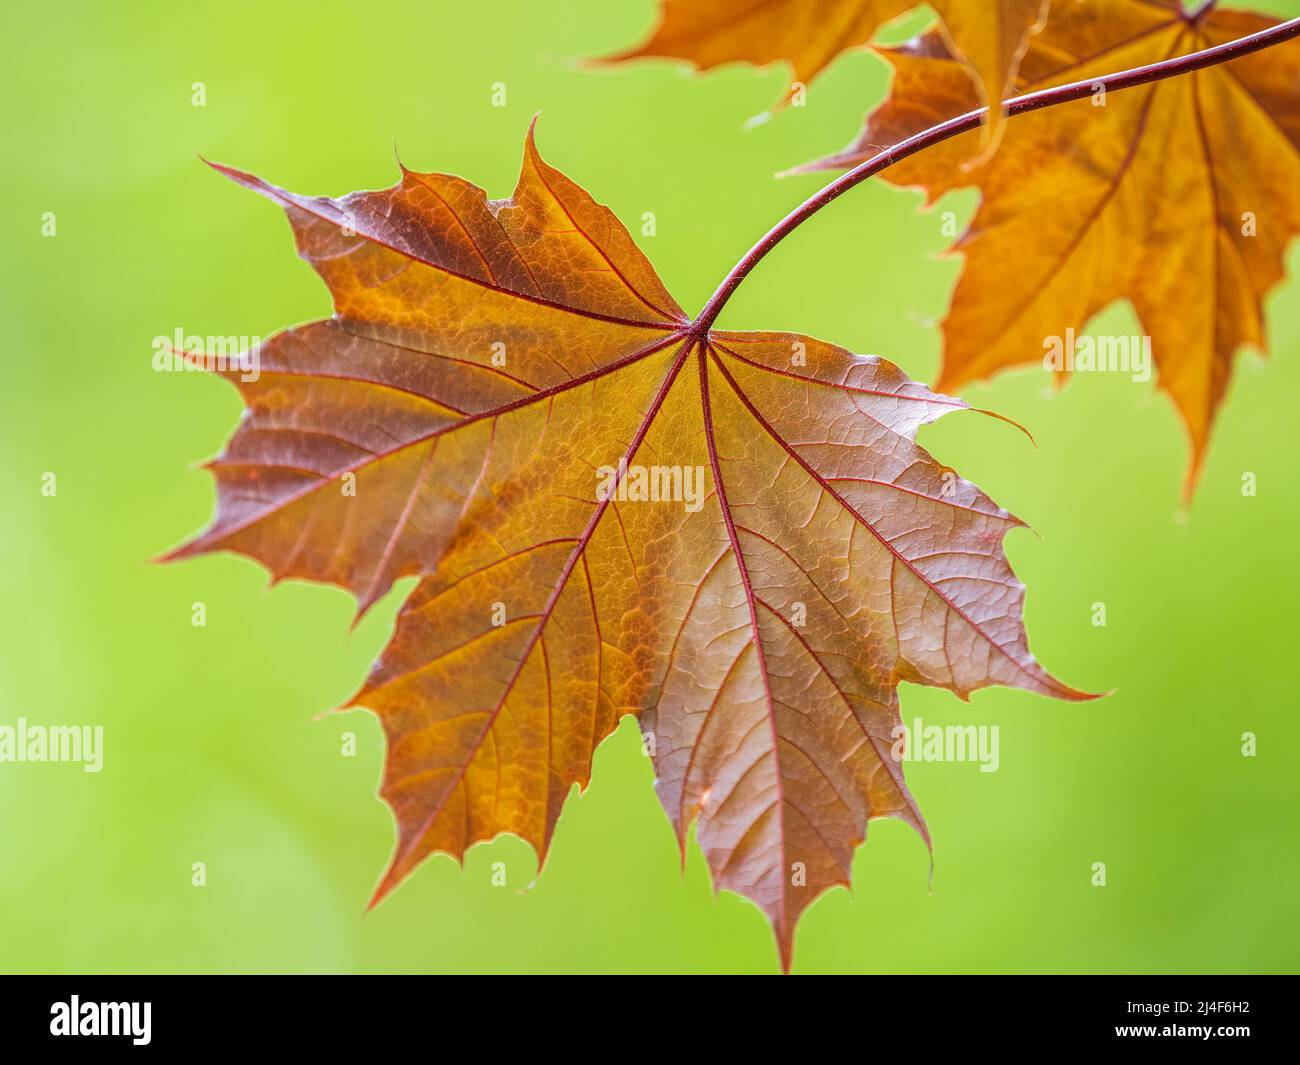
[311,700,352,722]
[148,547,181,568]
[152,536,203,567]
[966,404,1036,450]
[1178,446,1209,510]
[391,138,409,175]
[203,157,262,190]
[776,925,795,975]
[365,877,396,914]
[1057,681,1109,703]
[774,159,817,179]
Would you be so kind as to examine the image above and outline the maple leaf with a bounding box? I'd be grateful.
[602,0,1050,144]
[166,122,1088,970]
[800,0,1300,493]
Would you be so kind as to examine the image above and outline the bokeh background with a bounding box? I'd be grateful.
[3,0,1298,974]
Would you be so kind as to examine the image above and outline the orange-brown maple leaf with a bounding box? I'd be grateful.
[167,123,1089,970]
[801,0,1300,494]
[603,0,1049,145]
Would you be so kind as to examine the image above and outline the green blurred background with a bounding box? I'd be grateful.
[3,0,1298,974]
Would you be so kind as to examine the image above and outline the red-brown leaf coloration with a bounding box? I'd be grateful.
[168,124,1088,970]
[801,0,1300,493]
